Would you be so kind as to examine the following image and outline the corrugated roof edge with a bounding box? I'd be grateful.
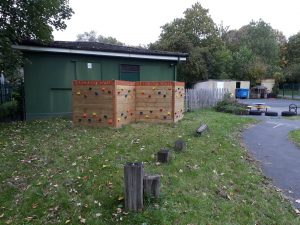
[15,40,188,58]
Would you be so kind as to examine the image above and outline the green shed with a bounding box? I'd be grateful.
[13,41,187,120]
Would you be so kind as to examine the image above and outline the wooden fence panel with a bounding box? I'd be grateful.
[185,88,228,111]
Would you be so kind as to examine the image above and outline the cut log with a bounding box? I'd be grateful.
[174,139,186,152]
[124,162,144,211]
[196,124,208,135]
[157,149,170,163]
[143,174,160,199]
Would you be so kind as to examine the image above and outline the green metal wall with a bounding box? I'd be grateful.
[23,51,177,120]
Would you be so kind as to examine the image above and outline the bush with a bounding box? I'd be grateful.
[214,95,248,115]
[0,100,19,120]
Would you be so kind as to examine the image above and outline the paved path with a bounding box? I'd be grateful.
[242,116,300,208]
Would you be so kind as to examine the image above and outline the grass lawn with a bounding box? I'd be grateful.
[289,129,300,147]
[285,115,300,120]
[0,110,299,225]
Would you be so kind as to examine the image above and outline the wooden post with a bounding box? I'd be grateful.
[174,139,186,151]
[143,174,160,199]
[157,149,170,163]
[124,162,144,211]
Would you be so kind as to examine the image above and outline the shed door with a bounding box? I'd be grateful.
[76,62,101,80]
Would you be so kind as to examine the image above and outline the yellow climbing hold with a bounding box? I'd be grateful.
[92,112,97,117]
[167,112,171,115]
[145,115,149,118]
[76,91,81,95]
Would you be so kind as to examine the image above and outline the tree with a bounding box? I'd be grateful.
[284,32,300,83]
[224,19,283,82]
[150,3,222,83]
[77,30,124,45]
[0,0,73,81]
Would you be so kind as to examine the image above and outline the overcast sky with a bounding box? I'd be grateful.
[53,0,300,46]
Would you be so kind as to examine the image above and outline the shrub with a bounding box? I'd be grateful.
[214,95,248,115]
[0,100,19,120]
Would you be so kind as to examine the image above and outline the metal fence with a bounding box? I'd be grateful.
[279,83,300,99]
[0,82,25,121]
[0,83,15,104]
[185,88,228,111]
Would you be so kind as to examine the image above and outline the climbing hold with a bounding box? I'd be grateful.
[128,90,131,93]
[76,91,81,95]
[104,115,107,119]
[84,95,87,98]
[160,109,163,112]
[118,91,121,95]
[168,88,172,91]
[152,87,156,90]
[145,115,149,118]
[131,112,134,116]
[101,87,105,91]
[148,95,151,98]
[78,118,81,122]
[141,92,145,95]
[158,91,161,95]
[95,91,99,96]
[121,88,124,91]
[88,118,92,123]
[108,90,111,94]
[125,94,128,98]
[163,116,167,120]
[89,87,92,91]
[82,113,87,118]
[92,112,97,117]
[150,110,153,113]
[98,118,102,122]
[108,119,113,124]
[163,95,166,98]
[140,112,143,115]
[167,112,171,115]
[117,118,121,122]
[124,116,127,119]
[121,113,124,116]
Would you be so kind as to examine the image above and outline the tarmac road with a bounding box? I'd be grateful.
[241,99,300,209]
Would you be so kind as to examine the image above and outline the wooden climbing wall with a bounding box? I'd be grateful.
[73,80,115,127]
[135,81,174,123]
[72,80,185,128]
[174,82,185,122]
[115,81,136,127]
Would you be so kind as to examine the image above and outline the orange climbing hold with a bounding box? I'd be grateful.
[108,119,113,124]
[82,113,87,118]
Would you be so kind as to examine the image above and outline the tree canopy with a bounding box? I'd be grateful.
[0,0,73,81]
[76,30,124,45]
[150,3,221,84]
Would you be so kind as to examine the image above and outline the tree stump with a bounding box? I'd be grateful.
[143,174,160,199]
[157,148,170,163]
[174,139,186,152]
[124,162,144,211]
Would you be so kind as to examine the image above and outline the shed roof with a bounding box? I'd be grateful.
[13,40,188,62]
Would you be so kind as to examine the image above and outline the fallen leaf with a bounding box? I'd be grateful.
[118,196,124,201]
[78,216,86,224]
[95,213,102,217]
[296,199,300,203]
[0,213,4,218]
[65,219,71,224]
